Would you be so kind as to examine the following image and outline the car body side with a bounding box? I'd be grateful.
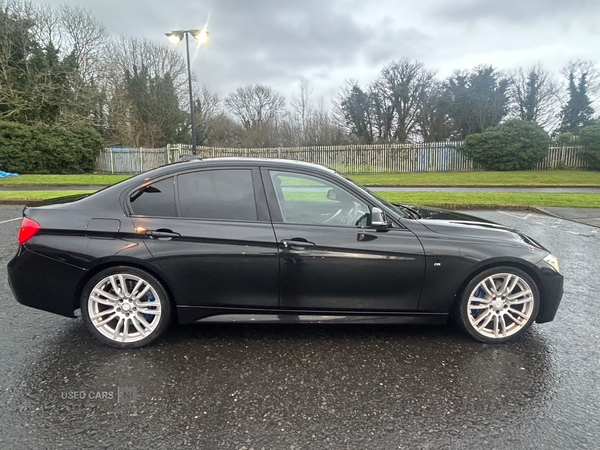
[7,158,563,325]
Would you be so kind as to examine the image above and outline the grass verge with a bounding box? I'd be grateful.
[351,170,600,186]
[1,189,599,208]
[0,190,94,200]
[0,170,598,187]
[0,174,132,185]
[375,191,600,208]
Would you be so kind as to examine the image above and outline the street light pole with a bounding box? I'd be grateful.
[165,28,209,156]
[184,32,197,155]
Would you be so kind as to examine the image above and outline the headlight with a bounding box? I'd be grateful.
[543,254,560,273]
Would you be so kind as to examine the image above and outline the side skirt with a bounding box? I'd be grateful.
[176,306,448,326]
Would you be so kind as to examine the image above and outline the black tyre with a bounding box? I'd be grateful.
[457,266,540,343]
[81,266,172,348]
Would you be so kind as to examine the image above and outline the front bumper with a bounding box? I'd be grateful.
[533,260,564,323]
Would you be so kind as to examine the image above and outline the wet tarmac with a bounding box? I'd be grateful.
[0,206,598,449]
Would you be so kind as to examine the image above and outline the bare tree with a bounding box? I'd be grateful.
[508,64,560,130]
[103,36,188,100]
[58,5,107,82]
[370,59,437,142]
[101,36,189,144]
[225,85,285,147]
[193,84,222,145]
[290,77,313,143]
[27,2,62,49]
[336,60,436,143]
[24,3,108,83]
[415,81,454,142]
[210,113,243,147]
[305,99,350,145]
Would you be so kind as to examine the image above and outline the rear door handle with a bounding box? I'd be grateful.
[145,229,181,240]
[281,239,316,250]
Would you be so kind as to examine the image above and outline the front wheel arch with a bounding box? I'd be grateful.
[450,261,543,322]
[453,264,541,342]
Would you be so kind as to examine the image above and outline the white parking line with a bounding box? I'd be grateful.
[0,217,21,224]
[498,211,528,219]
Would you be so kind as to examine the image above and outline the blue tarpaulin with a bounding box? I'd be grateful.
[0,171,18,177]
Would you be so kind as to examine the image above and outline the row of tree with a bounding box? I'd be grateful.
[0,0,598,150]
[336,60,598,143]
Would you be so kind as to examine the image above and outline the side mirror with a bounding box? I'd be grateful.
[326,189,339,201]
[370,207,391,229]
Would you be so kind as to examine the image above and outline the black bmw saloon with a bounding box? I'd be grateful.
[8,157,563,348]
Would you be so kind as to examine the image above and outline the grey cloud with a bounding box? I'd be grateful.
[38,0,600,101]
[184,0,392,96]
[434,0,600,24]
[361,21,431,66]
[205,0,369,68]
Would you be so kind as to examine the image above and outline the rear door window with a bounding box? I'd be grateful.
[129,177,176,217]
[177,169,258,221]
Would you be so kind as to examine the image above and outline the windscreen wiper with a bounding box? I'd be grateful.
[392,202,421,219]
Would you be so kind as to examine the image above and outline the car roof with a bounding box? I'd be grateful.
[149,157,337,178]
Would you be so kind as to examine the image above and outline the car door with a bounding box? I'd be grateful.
[128,167,279,308]
[262,168,425,311]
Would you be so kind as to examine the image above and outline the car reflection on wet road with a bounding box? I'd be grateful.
[0,205,598,449]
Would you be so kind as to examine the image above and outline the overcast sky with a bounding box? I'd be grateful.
[41,0,600,105]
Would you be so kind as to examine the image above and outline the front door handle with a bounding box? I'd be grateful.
[145,229,181,240]
[281,239,316,250]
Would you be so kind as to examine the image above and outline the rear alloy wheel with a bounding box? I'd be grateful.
[458,267,539,343]
[81,267,171,348]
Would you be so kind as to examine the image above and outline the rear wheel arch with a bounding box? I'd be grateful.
[80,266,173,348]
[72,260,179,318]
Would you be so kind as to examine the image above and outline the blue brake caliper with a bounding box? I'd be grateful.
[142,292,156,322]
[471,286,485,319]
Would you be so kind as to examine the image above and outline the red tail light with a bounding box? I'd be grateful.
[18,217,40,244]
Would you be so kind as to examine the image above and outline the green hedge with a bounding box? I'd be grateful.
[462,119,551,171]
[0,121,103,174]
[580,124,600,171]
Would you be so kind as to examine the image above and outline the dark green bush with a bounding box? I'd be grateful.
[0,121,103,173]
[462,119,551,171]
[579,124,600,170]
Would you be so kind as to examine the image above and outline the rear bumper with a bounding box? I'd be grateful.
[8,246,86,318]
[533,260,564,323]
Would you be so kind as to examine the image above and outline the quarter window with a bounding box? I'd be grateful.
[178,169,258,221]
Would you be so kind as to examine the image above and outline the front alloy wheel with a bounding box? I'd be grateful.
[81,267,171,348]
[459,267,539,343]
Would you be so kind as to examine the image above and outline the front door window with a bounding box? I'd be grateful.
[269,171,369,227]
